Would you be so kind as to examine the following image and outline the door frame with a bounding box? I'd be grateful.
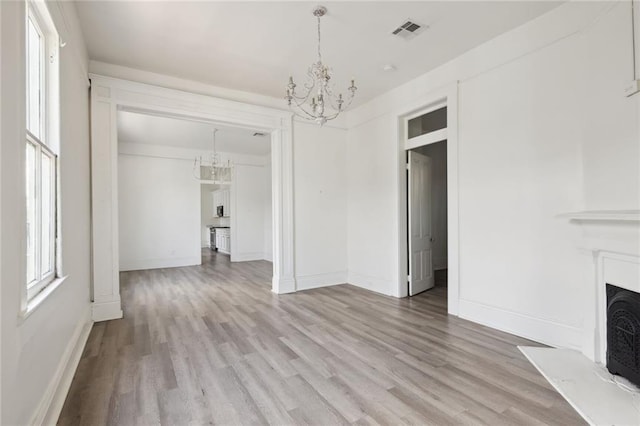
[89,74,296,322]
[396,82,460,315]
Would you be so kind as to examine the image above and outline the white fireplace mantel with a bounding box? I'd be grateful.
[558,210,640,222]
[560,210,640,363]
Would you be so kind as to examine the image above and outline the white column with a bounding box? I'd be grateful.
[90,84,122,321]
[271,121,296,293]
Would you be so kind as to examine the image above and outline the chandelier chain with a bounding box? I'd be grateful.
[317,15,322,63]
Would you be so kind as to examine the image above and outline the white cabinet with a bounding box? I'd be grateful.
[215,228,231,254]
[211,188,231,217]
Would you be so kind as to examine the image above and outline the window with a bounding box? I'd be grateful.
[25,1,59,301]
[407,106,447,139]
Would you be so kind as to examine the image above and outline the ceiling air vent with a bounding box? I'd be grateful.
[391,19,426,39]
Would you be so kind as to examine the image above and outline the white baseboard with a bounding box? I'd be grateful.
[458,299,582,350]
[296,271,347,291]
[347,271,397,297]
[434,257,448,270]
[119,256,201,272]
[92,299,123,322]
[272,276,296,294]
[231,252,264,262]
[29,306,93,426]
[263,252,273,262]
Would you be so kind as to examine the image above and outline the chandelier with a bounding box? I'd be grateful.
[285,5,357,126]
[193,128,232,182]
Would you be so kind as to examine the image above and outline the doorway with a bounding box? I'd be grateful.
[116,110,274,276]
[396,83,459,314]
[407,141,447,296]
[89,76,295,322]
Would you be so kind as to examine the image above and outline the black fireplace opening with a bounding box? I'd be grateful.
[606,283,640,387]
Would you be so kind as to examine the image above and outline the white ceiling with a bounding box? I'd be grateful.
[75,1,562,106]
[117,110,271,156]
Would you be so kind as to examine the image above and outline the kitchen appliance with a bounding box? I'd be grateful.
[216,205,224,217]
[209,227,217,251]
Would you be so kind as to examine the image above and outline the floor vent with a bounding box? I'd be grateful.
[391,20,426,39]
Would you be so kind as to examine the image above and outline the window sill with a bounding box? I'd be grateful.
[19,275,68,323]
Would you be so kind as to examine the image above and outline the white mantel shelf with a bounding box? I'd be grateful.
[559,210,640,222]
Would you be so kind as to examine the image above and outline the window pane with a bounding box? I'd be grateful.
[27,16,42,139]
[408,106,447,139]
[41,152,53,275]
[26,142,37,284]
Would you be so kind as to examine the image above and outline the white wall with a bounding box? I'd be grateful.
[581,1,640,210]
[232,164,267,261]
[346,1,640,350]
[118,154,201,271]
[293,122,348,290]
[118,141,273,267]
[263,157,273,261]
[414,141,447,270]
[201,184,213,247]
[1,1,92,424]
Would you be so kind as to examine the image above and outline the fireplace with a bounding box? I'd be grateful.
[606,283,640,386]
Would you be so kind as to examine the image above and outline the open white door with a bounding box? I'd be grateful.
[408,151,434,296]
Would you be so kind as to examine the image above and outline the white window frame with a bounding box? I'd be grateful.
[24,0,61,305]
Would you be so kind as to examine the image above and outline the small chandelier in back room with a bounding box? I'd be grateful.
[285,5,357,126]
[193,128,232,182]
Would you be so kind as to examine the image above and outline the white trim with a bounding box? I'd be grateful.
[296,271,347,291]
[89,75,296,321]
[231,252,266,262]
[559,210,640,222]
[459,299,583,350]
[404,100,447,122]
[20,275,67,322]
[272,276,296,294]
[118,141,268,165]
[348,271,397,297]
[119,256,201,272]
[92,299,122,322]
[397,82,460,315]
[433,257,448,271]
[28,305,92,426]
[405,128,448,151]
[0,3,3,423]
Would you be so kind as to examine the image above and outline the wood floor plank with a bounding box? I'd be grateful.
[58,250,585,425]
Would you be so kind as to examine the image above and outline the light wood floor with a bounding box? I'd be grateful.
[59,250,584,425]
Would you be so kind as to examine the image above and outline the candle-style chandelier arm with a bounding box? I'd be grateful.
[289,97,321,120]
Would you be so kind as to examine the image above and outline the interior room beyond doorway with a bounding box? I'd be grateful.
[408,140,448,296]
[116,110,273,277]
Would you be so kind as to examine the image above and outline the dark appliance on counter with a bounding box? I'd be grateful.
[209,227,217,251]
[216,205,224,217]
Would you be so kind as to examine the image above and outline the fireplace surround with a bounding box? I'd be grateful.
[560,210,640,363]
